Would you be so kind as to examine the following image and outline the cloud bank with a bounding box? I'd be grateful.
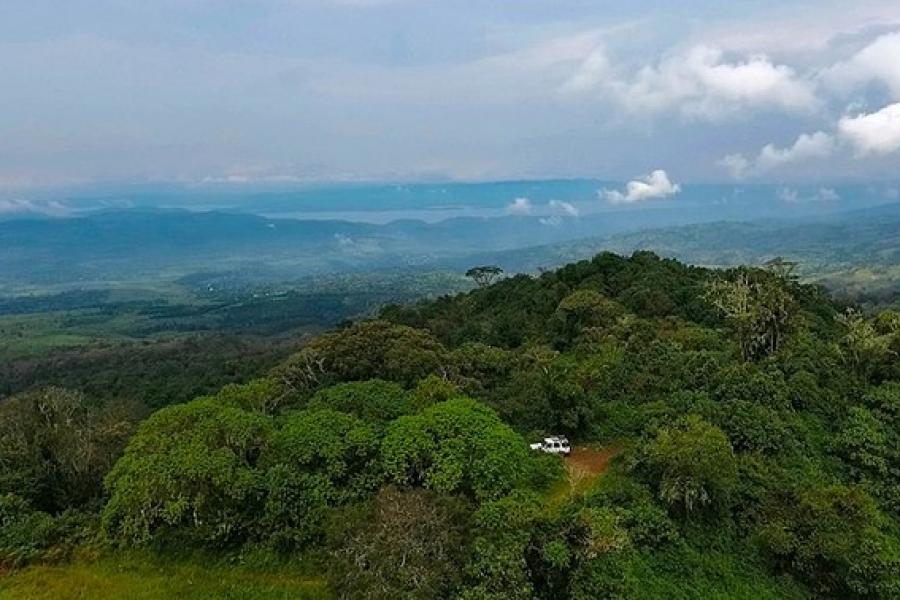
[564,44,817,120]
[838,102,900,156]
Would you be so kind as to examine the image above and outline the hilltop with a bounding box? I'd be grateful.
[1,252,898,598]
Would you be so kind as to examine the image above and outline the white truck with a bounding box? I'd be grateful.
[530,436,571,456]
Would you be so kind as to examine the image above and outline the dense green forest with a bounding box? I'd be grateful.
[1,251,899,598]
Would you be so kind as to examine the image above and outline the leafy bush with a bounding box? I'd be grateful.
[0,494,96,567]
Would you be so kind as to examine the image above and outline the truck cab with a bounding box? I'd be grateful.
[530,436,571,456]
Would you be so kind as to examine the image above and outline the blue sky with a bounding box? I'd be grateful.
[1,0,899,188]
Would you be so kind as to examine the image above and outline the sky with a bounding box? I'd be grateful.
[1,0,900,189]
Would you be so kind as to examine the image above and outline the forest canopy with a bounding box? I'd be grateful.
[2,251,899,598]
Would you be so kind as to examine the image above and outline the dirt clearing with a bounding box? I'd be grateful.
[546,445,621,508]
[566,445,619,478]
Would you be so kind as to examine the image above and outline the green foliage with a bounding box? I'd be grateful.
[104,400,384,550]
[466,265,504,288]
[757,484,900,597]
[306,380,414,425]
[710,399,792,454]
[412,374,461,408]
[102,397,273,546]
[0,387,138,512]
[836,308,895,379]
[585,474,678,549]
[834,383,900,514]
[328,487,469,599]
[381,398,533,501]
[641,416,738,515]
[705,270,798,361]
[0,494,96,567]
[554,290,626,346]
[7,251,900,598]
[1,334,294,410]
[464,491,544,598]
[263,408,382,505]
[276,320,446,392]
[214,378,289,415]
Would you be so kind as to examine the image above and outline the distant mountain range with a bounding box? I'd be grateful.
[465,202,900,304]
[2,202,899,304]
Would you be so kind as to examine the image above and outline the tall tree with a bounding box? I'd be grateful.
[465,266,504,288]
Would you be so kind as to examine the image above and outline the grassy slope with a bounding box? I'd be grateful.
[0,553,331,600]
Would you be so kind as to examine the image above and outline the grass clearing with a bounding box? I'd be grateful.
[0,552,332,600]
[545,445,620,509]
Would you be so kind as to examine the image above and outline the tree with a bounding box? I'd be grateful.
[275,320,446,392]
[705,271,796,361]
[306,380,414,426]
[463,491,543,598]
[836,308,893,379]
[641,416,737,515]
[329,487,470,600]
[263,408,382,505]
[763,256,798,281]
[0,387,138,512]
[757,484,899,597]
[210,377,289,415]
[102,397,272,545]
[260,408,383,548]
[834,384,900,514]
[381,398,533,501]
[554,290,625,345]
[466,266,504,288]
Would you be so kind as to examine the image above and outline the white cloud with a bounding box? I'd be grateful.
[539,199,580,225]
[777,186,840,204]
[717,154,751,179]
[838,102,900,155]
[560,47,611,94]
[719,116,898,179]
[548,199,579,216]
[0,198,69,216]
[816,187,840,202]
[756,131,836,171]
[776,187,799,203]
[506,197,533,215]
[567,45,818,119]
[823,32,900,99]
[602,170,681,203]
